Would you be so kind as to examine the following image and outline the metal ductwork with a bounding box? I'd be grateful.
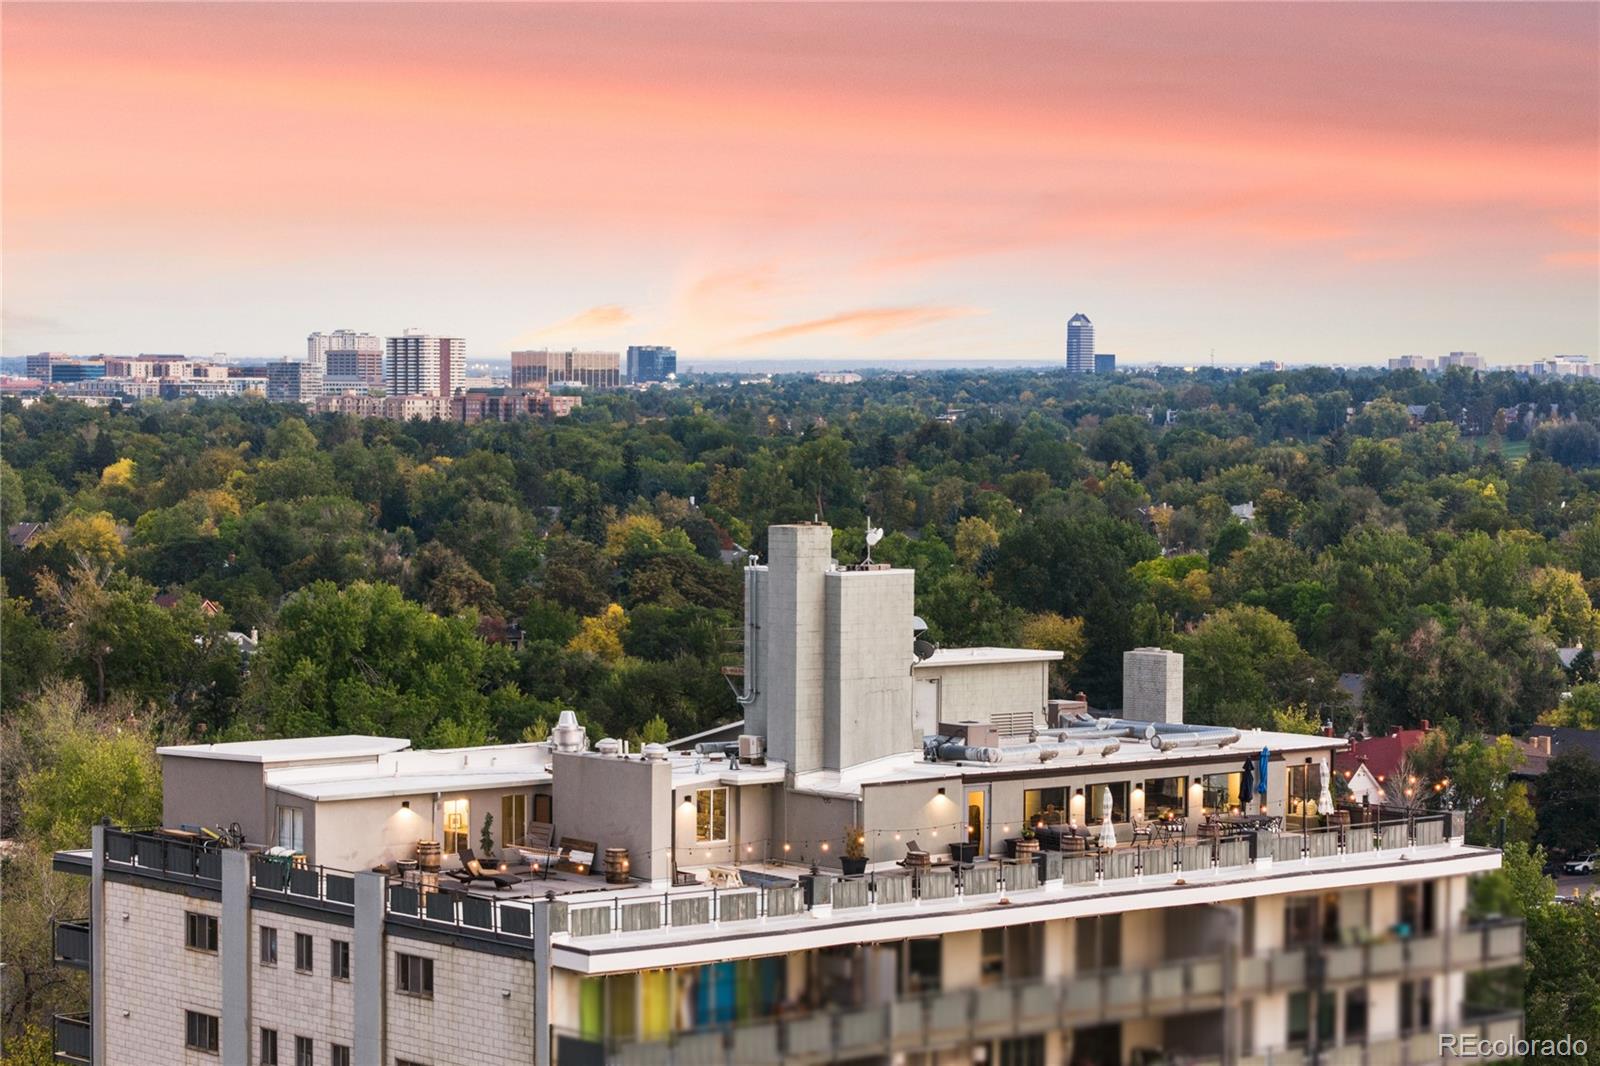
[930,741,1062,765]
[1144,723,1241,751]
[552,710,587,753]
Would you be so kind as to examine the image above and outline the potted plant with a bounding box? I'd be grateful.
[479,813,496,861]
[1014,825,1041,858]
[841,826,868,877]
[948,828,979,865]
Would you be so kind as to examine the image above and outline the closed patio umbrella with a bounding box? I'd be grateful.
[1098,787,1117,850]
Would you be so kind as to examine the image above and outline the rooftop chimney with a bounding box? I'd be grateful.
[1122,648,1184,724]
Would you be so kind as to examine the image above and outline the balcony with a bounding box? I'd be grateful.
[52,1012,91,1065]
[557,925,1522,1066]
[52,919,91,970]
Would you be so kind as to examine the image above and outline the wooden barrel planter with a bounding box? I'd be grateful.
[416,840,442,872]
[604,847,631,884]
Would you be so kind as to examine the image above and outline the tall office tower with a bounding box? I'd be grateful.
[307,330,381,373]
[1066,313,1095,373]
[625,345,678,383]
[511,349,622,389]
[386,330,466,396]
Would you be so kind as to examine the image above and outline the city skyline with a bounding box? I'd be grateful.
[3,3,1597,365]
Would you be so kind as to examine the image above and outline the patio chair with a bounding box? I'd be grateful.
[445,849,524,890]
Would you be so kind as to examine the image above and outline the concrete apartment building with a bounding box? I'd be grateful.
[387,330,466,398]
[512,350,622,390]
[453,386,581,424]
[49,524,1521,1066]
[308,331,382,375]
[265,361,325,405]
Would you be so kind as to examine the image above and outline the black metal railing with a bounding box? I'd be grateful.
[52,1011,92,1064]
[250,855,356,908]
[52,919,91,970]
[102,827,221,885]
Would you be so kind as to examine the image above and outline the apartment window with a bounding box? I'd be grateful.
[294,932,314,973]
[331,1046,350,1066]
[1145,775,1188,818]
[331,939,350,981]
[260,927,278,966]
[501,793,528,848]
[1288,991,1310,1046]
[903,937,942,995]
[294,1035,313,1066]
[185,912,218,953]
[396,1059,429,1066]
[397,953,434,997]
[1088,781,1130,823]
[1345,988,1369,1041]
[185,1010,219,1054]
[276,805,305,852]
[694,787,728,843]
[1074,914,1121,972]
[998,1036,1046,1066]
[261,1028,279,1065]
[1399,882,1437,935]
[1023,787,1068,827]
[442,798,469,854]
[1201,771,1244,814]
[1401,978,1433,1034]
[981,927,1005,985]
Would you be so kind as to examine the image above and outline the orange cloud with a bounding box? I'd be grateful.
[530,305,631,337]
[1544,250,1600,269]
[734,306,983,348]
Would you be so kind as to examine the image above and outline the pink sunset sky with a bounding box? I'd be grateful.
[3,2,1597,365]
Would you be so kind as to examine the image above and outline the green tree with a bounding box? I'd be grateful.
[1172,606,1339,728]
[1533,751,1600,857]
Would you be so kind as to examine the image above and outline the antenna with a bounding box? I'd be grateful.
[864,517,884,564]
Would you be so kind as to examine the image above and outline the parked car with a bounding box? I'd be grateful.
[1562,852,1599,875]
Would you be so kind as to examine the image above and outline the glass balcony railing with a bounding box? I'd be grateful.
[556,921,1521,1066]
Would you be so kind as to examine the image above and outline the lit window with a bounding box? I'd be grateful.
[442,799,469,855]
[694,788,728,843]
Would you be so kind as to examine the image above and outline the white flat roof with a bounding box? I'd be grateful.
[915,647,1063,668]
[792,729,1345,799]
[157,736,411,764]
[271,768,552,802]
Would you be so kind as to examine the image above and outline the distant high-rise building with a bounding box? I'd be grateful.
[626,345,678,383]
[1440,351,1484,370]
[325,347,384,384]
[1094,352,1117,374]
[307,330,380,373]
[386,330,465,396]
[1066,313,1095,373]
[26,352,66,380]
[50,361,106,384]
[511,349,621,389]
[1388,354,1436,372]
[265,361,323,404]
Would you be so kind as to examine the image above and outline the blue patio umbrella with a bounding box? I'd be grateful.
[1257,748,1271,801]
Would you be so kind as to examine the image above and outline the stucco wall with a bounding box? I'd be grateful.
[824,568,918,770]
[553,752,671,879]
[161,757,268,844]
[912,660,1050,733]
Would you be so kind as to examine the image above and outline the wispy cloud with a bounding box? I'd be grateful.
[1543,250,1600,269]
[530,304,632,337]
[734,305,983,348]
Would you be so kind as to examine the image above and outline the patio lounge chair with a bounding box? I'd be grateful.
[445,849,524,890]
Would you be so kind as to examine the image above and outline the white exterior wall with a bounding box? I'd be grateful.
[250,909,355,1060]
[912,660,1050,735]
[102,882,224,1066]
[384,933,536,1065]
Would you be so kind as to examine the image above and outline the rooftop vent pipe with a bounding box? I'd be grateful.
[552,710,587,754]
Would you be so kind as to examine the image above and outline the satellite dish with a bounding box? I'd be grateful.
[913,637,939,662]
[864,517,884,563]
